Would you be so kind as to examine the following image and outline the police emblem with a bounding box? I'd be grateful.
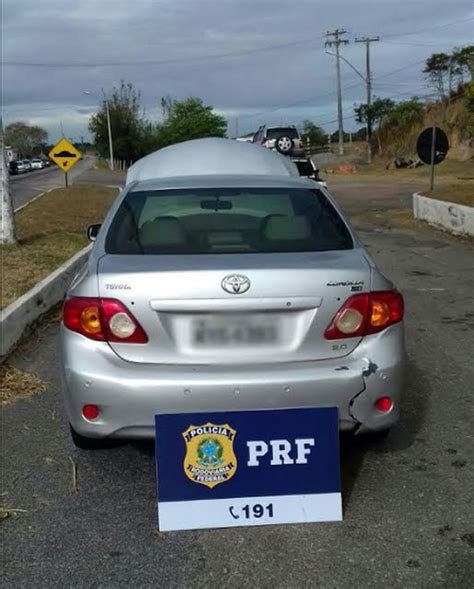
[182,423,237,488]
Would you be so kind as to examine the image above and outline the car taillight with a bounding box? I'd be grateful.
[63,297,148,343]
[324,291,403,340]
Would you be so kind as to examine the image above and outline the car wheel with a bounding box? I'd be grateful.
[69,424,114,450]
[275,135,294,155]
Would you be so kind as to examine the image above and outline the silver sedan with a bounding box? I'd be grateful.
[60,138,405,449]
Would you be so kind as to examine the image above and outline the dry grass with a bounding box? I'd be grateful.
[350,208,421,232]
[0,364,46,406]
[1,185,117,309]
[350,207,474,242]
[328,159,474,186]
[421,185,474,207]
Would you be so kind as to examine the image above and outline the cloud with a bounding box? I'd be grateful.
[3,0,473,140]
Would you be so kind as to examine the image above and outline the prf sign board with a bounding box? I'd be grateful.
[155,407,342,531]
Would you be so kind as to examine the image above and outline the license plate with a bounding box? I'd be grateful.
[193,317,279,346]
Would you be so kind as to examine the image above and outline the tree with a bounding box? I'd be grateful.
[300,120,326,146]
[330,130,350,143]
[155,97,227,148]
[4,122,48,158]
[423,51,465,98]
[301,120,327,145]
[387,98,424,125]
[354,98,395,153]
[353,127,367,141]
[88,81,151,163]
[1,120,17,245]
[452,45,474,85]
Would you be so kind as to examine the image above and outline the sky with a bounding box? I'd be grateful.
[3,0,473,143]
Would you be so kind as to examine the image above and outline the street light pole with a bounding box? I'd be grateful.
[105,99,114,171]
[83,90,114,171]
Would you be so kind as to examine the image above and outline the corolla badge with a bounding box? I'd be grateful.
[221,274,251,294]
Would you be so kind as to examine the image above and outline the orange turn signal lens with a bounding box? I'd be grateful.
[80,306,102,335]
[370,299,390,327]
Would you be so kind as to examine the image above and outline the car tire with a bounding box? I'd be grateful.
[275,135,294,155]
[69,424,114,450]
[356,427,391,442]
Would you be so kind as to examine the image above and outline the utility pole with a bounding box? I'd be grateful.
[1,120,17,245]
[325,29,349,156]
[355,36,379,164]
[235,117,239,139]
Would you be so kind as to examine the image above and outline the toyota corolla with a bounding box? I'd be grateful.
[60,138,404,449]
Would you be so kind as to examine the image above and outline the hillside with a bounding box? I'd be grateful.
[377,83,474,162]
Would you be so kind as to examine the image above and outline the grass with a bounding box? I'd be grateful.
[327,158,474,185]
[0,364,46,406]
[1,184,117,309]
[420,185,474,207]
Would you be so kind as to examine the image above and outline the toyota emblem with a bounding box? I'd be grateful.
[221,274,251,294]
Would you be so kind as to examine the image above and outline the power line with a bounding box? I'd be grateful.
[375,58,427,81]
[3,38,323,68]
[238,77,365,121]
[380,16,474,39]
[5,15,473,69]
[380,40,445,48]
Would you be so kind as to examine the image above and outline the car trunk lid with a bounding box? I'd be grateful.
[97,250,371,365]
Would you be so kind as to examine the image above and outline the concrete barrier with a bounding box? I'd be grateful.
[0,245,91,359]
[413,192,474,237]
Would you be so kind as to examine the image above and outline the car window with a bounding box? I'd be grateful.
[253,127,263,143]
[294,161,315,176]
[106,187,353,255]
[266,128,299,140]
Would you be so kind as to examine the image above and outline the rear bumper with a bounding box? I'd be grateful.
[60,324,405,439]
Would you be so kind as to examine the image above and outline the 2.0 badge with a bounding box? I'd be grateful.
[182,423,237,488]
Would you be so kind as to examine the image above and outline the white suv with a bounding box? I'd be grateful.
[252,125,305,157]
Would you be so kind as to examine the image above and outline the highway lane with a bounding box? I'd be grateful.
[10,156,96,210]
[3,181,474,588]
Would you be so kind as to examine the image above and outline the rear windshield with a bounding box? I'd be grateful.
[266,128,299,140]
[105,188,353,255]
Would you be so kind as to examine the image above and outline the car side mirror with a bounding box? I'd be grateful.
[87,224,101,242]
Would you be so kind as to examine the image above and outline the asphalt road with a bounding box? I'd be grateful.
[9,157,121,210]
[3,180,474,588]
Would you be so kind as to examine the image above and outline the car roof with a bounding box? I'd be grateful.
[126,137,300,185]
[130,174,314,193]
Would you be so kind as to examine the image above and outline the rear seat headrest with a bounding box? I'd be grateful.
[261,215,312,241]
[140,216,187,246]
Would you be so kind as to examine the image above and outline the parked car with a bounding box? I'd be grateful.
[292,157,327,188]
[31,158,45,170]
[8,160,18,175]
[252,125,305,157]
[16,160,30,173]
[60,138,404,449]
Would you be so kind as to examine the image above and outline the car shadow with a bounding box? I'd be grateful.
[340,358,429,508]
[107,359,428,516]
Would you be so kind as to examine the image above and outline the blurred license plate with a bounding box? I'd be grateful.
[193,317,279,346]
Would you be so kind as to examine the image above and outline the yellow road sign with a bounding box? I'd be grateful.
[48,138,82,173]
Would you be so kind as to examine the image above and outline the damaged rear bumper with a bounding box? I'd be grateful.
[61,323,404,439]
